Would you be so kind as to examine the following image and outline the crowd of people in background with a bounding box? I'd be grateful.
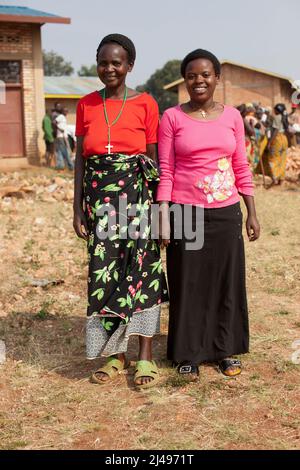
[42,102,75,171]
[42,97,300,185]
[237,101,300,186]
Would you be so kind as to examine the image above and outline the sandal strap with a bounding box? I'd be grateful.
[134,360,158,380]
[219,359,241,370]
[94,357,126,379]
[177,363,199,375]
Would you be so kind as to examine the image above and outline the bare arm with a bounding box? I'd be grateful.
[240,194,260,242]
[146,143,157,162]
[73,136,88,241]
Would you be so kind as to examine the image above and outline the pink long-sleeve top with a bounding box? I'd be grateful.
[157,104,254,208]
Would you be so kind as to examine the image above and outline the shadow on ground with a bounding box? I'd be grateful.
[0,311,169,383]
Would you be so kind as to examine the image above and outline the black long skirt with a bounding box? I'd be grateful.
[166,202,249,364]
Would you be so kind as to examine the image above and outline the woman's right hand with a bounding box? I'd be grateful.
[159,202,171,248]
[73,207,88,241]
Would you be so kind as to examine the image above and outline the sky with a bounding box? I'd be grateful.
[3,0,300,88]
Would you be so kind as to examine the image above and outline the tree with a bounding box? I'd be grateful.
[78,64,98,76]
[43,50,74,76]
[136,60,181,113]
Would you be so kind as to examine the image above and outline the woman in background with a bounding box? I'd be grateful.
[266,103,289,185]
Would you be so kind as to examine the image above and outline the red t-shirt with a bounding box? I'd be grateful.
[75,91,159,157]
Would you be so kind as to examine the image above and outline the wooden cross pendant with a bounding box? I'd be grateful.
[105,143,114,154]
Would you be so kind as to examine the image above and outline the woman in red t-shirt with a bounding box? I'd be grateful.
[73,34,168,389]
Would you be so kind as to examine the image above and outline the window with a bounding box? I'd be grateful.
[0,61,21,84]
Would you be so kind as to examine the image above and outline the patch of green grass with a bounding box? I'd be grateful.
[274,310,290,316]
[249,374,260,381]
[266,287,288,295]
[23,239,35,253]
[34,299,55,320]
[35,308,49,320]
[164,373,193,388]
[1,440,27,450]
[274,360,299,374]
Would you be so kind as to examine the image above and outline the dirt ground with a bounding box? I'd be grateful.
[0,167,299,450]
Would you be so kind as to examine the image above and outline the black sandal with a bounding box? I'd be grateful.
[173,361,199,380]
[218,358,242,377]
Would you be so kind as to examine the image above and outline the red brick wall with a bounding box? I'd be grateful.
[0,22,41,162]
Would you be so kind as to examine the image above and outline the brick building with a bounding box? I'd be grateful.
[164,60,295,110]
[0,5,70,170]
[44,76,103,125]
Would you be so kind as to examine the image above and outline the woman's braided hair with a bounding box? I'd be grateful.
[96,33,136,65]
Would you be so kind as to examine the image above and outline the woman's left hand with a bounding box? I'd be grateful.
[246,215,260,241]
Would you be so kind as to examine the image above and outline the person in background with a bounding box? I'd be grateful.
[255,107,268,163]
[237,104,257,172]
[55,107,74,171]
[288,104,300,147]
[42,109,55,167]
[245,104,259,171]
[265,103,289,185]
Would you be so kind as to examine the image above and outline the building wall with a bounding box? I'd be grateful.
[177,64,293,111]
[0,22,45,167]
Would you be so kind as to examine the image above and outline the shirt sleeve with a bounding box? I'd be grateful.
[232,111,254,196]
[145,96,159,144]
[43,117,54,143]
[156,110,176,201]
[56,115,67,133]
[75,100,86,136]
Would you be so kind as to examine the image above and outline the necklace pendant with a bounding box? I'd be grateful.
[105,142,114,154]
[201,110,207,118]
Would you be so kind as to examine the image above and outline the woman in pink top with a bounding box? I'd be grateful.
[157,49,260,379]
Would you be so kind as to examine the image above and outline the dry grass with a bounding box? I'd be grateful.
[0,168,299,450]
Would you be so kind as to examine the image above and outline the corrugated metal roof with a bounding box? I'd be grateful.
[0,5,58,18]
[44,76,103,97]
[0,5,70,24]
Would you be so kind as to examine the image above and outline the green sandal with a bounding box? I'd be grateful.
[134,360,159,390]
[90,357,129,384]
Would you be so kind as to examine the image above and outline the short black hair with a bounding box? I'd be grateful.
[96,33,136,64]
[181,49,221,77]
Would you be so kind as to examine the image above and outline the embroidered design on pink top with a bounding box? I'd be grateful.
[196,157,235,203]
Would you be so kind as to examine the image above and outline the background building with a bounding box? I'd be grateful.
[164,60,295,110]
[0,5,70,170]
[44,76,102,124]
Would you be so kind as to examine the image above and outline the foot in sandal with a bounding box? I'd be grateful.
[218,357,242,377]
[90,354,129,384]
[134,360,159,389]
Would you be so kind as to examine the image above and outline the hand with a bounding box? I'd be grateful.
[73,207,88,241]
[159,204,171,249]
[246,214,260,242]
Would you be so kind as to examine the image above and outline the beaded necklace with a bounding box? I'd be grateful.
[101,86,128,154]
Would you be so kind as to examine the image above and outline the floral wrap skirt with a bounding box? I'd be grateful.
[83,153,169,358]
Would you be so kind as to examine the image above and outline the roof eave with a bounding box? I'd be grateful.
[0,14,71,24]
[45,94,83,99]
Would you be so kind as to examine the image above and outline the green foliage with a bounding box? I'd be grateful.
[43,50,74,76]
[136,60,181,113]
[78,64,98,76]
